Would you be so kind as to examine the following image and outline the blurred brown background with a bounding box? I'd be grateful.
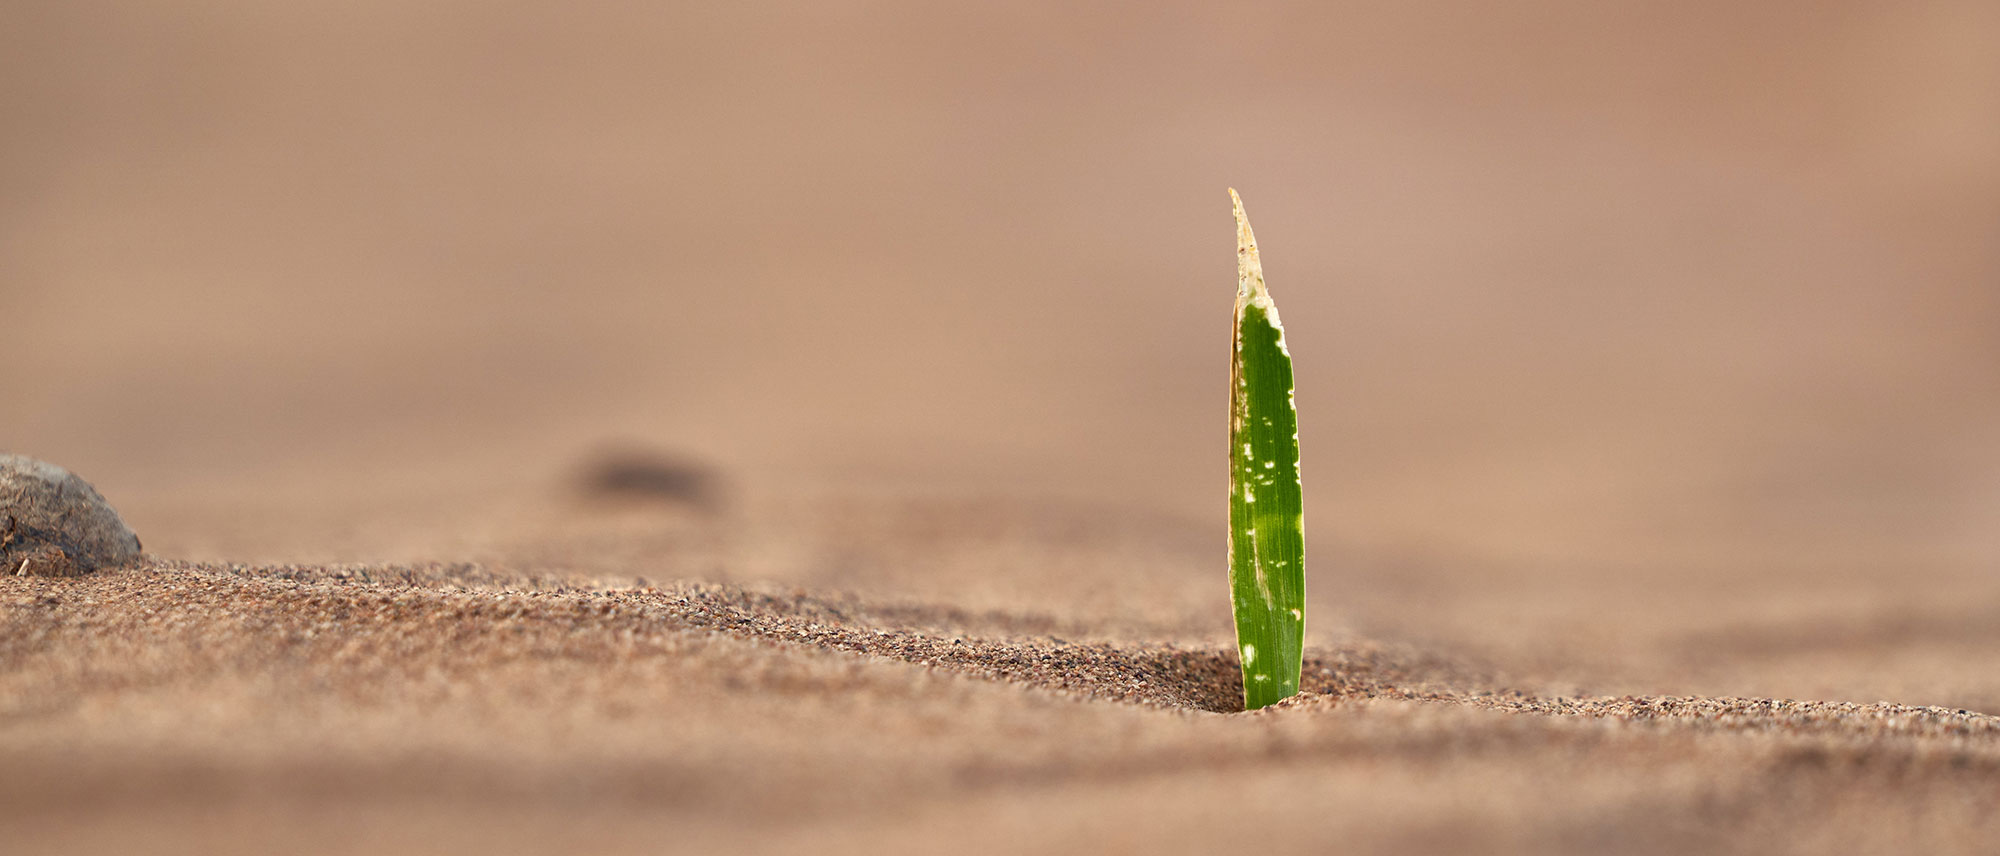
[5,1,1997,590]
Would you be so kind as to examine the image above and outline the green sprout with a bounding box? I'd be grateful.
[1227,188,1305,710]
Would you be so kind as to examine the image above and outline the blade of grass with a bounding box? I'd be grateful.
[1228,188,1305,710]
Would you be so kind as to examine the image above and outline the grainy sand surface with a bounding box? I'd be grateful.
[6,487,2000,855]
[6,1,2000,853]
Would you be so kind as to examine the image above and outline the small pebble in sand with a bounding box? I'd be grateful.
[1,454,143,577]
[575,445,721,509]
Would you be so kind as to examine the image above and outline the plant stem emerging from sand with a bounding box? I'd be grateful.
[1228,189,1305,710]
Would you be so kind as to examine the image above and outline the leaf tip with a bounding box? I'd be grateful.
[1231,189,1267,304]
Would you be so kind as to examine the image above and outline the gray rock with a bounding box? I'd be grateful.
[1,455,143,576]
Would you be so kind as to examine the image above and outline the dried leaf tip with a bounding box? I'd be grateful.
[1230,188,1267,304]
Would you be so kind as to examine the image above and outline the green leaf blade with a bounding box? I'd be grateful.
[1228,189,1305,711]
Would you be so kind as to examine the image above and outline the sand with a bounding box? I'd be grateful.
[6,1,2000,853]
[4,487,1999,855]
